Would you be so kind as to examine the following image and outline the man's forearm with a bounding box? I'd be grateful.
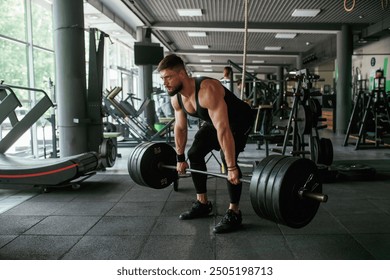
[174,126,188,155]
[218,129,236,168]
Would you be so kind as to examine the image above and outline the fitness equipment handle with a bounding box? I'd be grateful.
[161,164,327,203]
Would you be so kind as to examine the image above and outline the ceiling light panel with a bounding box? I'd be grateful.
[177,9,203,17]
[187,32,207,37]
[275,33,297,39]
[193,45,209,49]
[264,46,282,51]
[291,9,321,17]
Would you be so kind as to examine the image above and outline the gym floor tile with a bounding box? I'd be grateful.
[284,234,375,260]
[53,201,115,216]
[70,189,128,202]
[28,191,79,202]
[139,235,215,260]
[352,233,390,259]
[216,234,295,260]
[335,213,390,234]
[321,198,384,216]
[24,215,101,235]
[0,215,45,235]
[62,235,147,260]
[278,208,349,235]
[106,201,165,216]
[119,186,172,202]
[150,216,214,236]
[368,199,390,214]
[0,235,81,260]
[86,216,156,236]
[0,235,17,248]
[3,201,67,216]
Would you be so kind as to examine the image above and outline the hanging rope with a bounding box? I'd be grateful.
[344,0,355,12]
[240,0,249,100]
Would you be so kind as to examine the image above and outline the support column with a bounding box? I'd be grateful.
[53,0,88,156]
[296,54,303,70]
[336,24,353,134]
[137,27,155,130]
[276,66,284,116]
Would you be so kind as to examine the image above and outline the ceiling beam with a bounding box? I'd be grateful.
[176,50,300,57]
[187,63,290,67]
[151,22,348,34]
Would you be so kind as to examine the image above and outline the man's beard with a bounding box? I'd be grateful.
[167,83,183,97]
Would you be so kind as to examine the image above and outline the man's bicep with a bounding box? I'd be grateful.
[174,107,187,130]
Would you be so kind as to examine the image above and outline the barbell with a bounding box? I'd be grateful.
[128,142,328,229]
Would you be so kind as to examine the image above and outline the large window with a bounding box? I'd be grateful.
[0,39,28,85]
[31,0,53,50]
[0,0,138,158]
[0,0,54,157]
[0,0,26,41]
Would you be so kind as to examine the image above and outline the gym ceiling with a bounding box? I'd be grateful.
[85,0,390,75]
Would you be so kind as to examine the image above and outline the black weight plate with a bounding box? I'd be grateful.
[249,155,278,218]
[128,142,150,186]
[333,163,376,181]
[309,98,322,127]
[297,104,312,135]
[128,142,142,184]
[133,142,177,189]
[271,157,321,228]
[132,142,152,185]
[268,157,298,224]
[250,155,285,219]
[317,165,339,183]
[318,138,333,166]
[142,142,177,189]
[256,155,289,219]
[293,133,302,154]
[102,138,117,167]
[311,136,320,163]
[132,142,151,186]
[264,156,294,223]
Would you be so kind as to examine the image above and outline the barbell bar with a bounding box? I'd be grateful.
[128,142,328,228]
[160,164,327,203]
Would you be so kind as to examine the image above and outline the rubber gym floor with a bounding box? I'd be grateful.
[0,128,389,260]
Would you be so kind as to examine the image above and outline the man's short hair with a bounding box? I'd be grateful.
[223,66,232,75]
[157,54,185,72]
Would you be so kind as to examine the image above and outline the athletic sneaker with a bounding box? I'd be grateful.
[213,209,242,233]
[179,200,213,220]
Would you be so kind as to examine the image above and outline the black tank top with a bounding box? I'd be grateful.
[177,77,253,129]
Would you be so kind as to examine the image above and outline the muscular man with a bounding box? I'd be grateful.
[157,54,253,233]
